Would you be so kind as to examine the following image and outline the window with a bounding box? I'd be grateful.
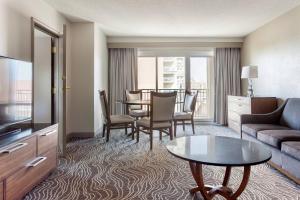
[138,57,156,89]
[190,57,207,90]
[190,57,211,119]
[157,57,185,90]
[137,51,214,120]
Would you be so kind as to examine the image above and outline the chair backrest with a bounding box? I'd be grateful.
[183,90,198,114]
[125,90,142,110]
[280,98,300,130]
[99,90,110,123]
[151,91,177,123]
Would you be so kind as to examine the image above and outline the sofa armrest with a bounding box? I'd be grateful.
[241,99,287,125]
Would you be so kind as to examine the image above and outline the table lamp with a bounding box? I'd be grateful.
[241,66,258,97]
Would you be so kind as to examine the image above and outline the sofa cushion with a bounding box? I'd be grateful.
[281,141,300,161]
[242,124,290,138]
[280,98,300,130]
[257,130,300,148]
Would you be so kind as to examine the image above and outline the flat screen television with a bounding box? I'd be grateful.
[0,57,32,134]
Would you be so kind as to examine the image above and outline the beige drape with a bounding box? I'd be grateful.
[109,48,138,114]
[214,48,241,125]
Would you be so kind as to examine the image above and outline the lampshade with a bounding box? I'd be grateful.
[241,66,258,79]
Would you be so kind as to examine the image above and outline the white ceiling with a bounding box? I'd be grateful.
[44,0,300,37]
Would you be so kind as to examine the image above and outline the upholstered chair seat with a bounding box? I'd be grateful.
[174,112,192,120]
[129,110,149,118]
[111,115,134,124]
[136,118,172,129]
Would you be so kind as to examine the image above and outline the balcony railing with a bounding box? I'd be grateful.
[140,88,209,119]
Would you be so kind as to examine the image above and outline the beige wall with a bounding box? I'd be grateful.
[69,23,95,133]
[70,22,108,135]
[242,6,300,100]
[0,0,69,61]
[94,26,108,135]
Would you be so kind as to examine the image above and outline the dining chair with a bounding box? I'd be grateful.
[136,91,177,150]
[99,90,135,142]
[173,90,198,136]
[125,90,148,119]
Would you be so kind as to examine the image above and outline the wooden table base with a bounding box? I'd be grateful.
[189,162,251,200]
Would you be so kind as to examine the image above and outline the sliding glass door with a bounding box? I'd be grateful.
[157,57,185,90]
[137,55,213,120]
[190,57,213,119]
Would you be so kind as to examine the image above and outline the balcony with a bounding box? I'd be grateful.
[140,88,210,119]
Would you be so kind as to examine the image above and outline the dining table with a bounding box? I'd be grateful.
[116,99,151,116]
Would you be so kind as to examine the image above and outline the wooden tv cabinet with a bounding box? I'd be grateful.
[0,124,58,200]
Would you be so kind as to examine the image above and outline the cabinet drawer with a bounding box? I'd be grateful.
[228,119,241,133]
[228,111,240,123]
[228,96,250,105]
[0,181,3,200]
[228,102,251,114]
[37,128,58,155]
[6,148,57,200]
[0,137,36,180]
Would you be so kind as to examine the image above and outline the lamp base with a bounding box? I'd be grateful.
[247,79,254,97]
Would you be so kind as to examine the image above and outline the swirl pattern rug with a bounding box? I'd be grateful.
[25,125,300,200]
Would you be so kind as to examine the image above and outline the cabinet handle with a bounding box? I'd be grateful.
[0,143,28,154]
[27,157,47,167]
[40,130,56,136]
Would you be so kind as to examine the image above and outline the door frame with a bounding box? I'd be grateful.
[31,17,67,156]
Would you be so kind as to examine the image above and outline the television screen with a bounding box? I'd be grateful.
[0,57,32,129]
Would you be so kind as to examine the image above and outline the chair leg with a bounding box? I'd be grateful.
[174,121,177,137]
[125,123,128,135]
[159,130,162,141]
[192,118,195,135]
[106,125,110,142]
[169,126,173,140]
[150,129,153,150]
[182,121,185,131]
[102,124,106,137]
[137,126,140,143]
[131,123,135,140]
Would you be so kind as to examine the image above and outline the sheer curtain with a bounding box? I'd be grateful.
[109,48,138,114]
[214,48,241,125]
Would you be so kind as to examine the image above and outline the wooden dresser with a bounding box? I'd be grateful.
[0,124,58,200]
[228,96,277,134]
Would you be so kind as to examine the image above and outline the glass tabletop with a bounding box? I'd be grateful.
[166,135,272,167]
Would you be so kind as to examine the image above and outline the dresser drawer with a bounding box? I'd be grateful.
[0,181,3,200]
[6,148,57,200]
[228,111,241,123]
[0,137,36,180]
[228,96,250,105]
[228,102,251,114]
[228,119,241,133]
[37,127,58,155]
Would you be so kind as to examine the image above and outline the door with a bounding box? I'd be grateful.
[33,29,53,125]
[32,19,67,156]
[190,57,213,120]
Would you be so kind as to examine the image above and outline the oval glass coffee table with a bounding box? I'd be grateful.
[166,135,272,200]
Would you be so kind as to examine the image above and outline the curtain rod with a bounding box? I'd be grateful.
[107,42,243,49]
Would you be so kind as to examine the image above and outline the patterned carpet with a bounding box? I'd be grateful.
[25,125,300,200]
